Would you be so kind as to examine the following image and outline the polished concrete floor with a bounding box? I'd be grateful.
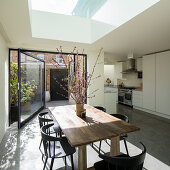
[0,102,170,170]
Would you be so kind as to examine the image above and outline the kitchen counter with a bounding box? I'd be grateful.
[104,85,119,88]
[133,88,143,91]
[104,86,118,93]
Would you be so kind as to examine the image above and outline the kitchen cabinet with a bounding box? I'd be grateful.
[114,62,123,79]
[156,51,170,116]
[136,58,143,71]
[104,87,117,114]
[143,54,156,111]
[132,90,143,108]
[114,62,126,82]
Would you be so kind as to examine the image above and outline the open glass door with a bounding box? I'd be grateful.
[18,50,45,128]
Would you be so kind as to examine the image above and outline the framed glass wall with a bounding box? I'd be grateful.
[9,48,86,128]
[24,50,87,103]
[18,51,45,128]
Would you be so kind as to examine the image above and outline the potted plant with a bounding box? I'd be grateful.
[10,63,19,123]
[20,80,37,111]
[10,62,37,122]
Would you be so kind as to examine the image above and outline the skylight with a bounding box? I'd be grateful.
[31,0,159,26]
[31,0,78,16]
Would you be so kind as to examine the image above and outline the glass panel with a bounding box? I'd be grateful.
[27,52,69,102]
[20,53,44,123]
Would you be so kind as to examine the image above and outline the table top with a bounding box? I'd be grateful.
[49,104,139,147]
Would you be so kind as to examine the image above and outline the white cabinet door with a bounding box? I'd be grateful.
[143,54,156,111]
[114,62,123,85]
[132,91,143,108]
[114,62,123,79]
[156,51,170,115]
[104,92,117,114]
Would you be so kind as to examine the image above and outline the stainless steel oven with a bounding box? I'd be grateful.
[124,90,132,106]
[118,89,125,104]
[118,87,135,106]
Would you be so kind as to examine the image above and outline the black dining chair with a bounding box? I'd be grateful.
[99,113,129,155]
[94,106,106,112]
[94,142,146,170]
[41,123,76,170]
[38,112,62,151]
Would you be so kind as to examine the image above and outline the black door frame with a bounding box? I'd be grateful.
[18,50,46,128]
[9,48,87,128]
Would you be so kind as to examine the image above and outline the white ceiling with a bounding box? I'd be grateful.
[92,0,170,58]
[0,0,170,60]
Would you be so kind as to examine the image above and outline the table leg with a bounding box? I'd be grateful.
[78,145,87,170]
[110,136,120,156]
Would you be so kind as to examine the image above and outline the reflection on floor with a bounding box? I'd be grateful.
[21,101,43,122]
[0,102,170,170]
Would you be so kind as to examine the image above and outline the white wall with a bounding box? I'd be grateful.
[31,10,114,44]
[31,10,91,43]
[0,32,9,142]
[87,50,104,107]
[91,20,114,42]
[104,65,114,85]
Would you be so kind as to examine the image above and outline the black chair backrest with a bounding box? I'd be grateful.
[111,114,129,123]
[94,106,106,112]
[41,123,62,157]
[38,112,53,128]
[99,142,146,170]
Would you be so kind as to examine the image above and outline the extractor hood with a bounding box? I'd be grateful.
[122,59,137,73]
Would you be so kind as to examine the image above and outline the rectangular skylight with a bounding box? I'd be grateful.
[31,0,160,26]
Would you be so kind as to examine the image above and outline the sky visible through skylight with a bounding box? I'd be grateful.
[32,0,78,15]
[31,0,160,26]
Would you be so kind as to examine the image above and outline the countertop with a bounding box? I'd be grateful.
[104,86,118,93]
[104,85,119,88]
[133,88,143,91]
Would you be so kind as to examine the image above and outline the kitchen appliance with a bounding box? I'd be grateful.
[122,59,137,73]
[138,71,142,78]
[118,87,137,106]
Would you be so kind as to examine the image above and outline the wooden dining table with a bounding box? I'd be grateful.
[49,104,140,170]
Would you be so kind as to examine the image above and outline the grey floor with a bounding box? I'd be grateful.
[0,101,170,170]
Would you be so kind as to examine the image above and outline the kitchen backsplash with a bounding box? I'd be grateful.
[119,72,142,87]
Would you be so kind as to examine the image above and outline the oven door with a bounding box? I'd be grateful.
[125,93,132,100]
[124,92,132,106]
[118,90,125,103]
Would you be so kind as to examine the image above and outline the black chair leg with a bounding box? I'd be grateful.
[50,158,54,170]
[43,157,48,170]
[70,155,74,170]
[42,154,44,162]
[91,142,93,147]
[39,139,42,150]
[99,141,102,153]
[60,131,62,137]
[64,156,67,166]
[123,139,129,156]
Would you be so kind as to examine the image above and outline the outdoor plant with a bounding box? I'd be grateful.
[10,62,18,105]
[20,80,37,103]
[10,62,37,105]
